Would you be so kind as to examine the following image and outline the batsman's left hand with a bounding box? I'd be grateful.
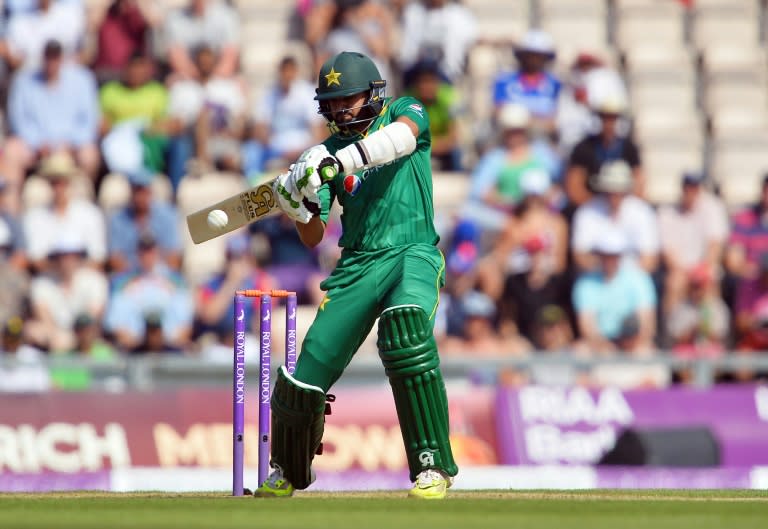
[289,145,341,204]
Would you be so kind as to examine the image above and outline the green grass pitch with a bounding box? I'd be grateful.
[1,490,767,529]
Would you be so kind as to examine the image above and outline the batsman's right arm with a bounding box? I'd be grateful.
[295,215,325,248]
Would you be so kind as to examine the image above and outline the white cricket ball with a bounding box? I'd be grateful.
[207,209,229,230]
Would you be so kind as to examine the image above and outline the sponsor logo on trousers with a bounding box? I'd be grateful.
[418,451,435,467]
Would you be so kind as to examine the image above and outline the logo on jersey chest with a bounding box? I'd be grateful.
[341,162,396,197]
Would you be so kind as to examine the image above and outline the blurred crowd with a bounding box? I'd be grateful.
[0,0,764,392]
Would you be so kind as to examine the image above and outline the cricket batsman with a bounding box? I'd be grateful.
[254,51,458,499]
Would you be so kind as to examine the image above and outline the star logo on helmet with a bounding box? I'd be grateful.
[325,67,342,87]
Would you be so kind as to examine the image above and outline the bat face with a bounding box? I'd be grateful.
[186,182,280,244]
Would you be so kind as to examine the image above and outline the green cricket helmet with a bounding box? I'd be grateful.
[315,51,386,136]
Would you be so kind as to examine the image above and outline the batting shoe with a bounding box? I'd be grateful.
[253,466,294,498]
[408,469,453,500]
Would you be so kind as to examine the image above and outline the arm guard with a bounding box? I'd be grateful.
[334,121,417,174]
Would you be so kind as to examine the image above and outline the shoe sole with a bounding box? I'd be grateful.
[252,491,294,498]
[408,492,446,500]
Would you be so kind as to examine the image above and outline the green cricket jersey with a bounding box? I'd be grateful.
[317,96,438,251]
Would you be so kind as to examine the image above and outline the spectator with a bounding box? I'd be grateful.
[658,172,728,312]
[188,46,247,174]
[725,174,768,281]
[316,0,395,84]
[573,229,657,354]
[166,44,247,186]
[26,235,108,352]
[3,40,99,211]
[488,169,569,344]
[571,160,659,273]
[531,305,577,354]
[470,104,560,214]
[733,294,768,381]
[100,53,179,179]
[48,313,118,391]
[302,0,336,53]
[242,55,328,178]
[0,223,28,327]
[99,53,169,132]
[564,88,642,206]
[163,0,240,80]
[70,313,117,359]
[398,0,476,83]
[489,168,567,277]
[3,0,85,70]
[105,233,193,351]
[440,290,529,357]
[524,305,590,387]
[667,263,729,369]
[404,59,462,171]
[557,53,627,157]
[107,169,181,273]
[91,0,159,83]
[22,152,106,271]
[734,253,768,345]
[0,316,50,393]
[438,219,482,337]
[500,264,571,349]
[195,233,275,335]
[130,312,182,354]
[492,29,560,136]
[726,253,768,382]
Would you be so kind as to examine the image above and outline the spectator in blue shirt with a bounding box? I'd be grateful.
[1,40,99,213]
[105,233,193,352]
[107,169,181,273]
[492,30,561,138]
[573,229,657,354]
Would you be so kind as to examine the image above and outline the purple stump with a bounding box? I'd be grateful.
[258,294,272,487]
[232,294,246,496]
[286,293,298,375]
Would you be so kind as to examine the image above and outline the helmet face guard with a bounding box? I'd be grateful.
[314,52,386,137]
[318,80,386,137]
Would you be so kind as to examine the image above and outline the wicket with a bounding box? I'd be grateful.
[232,289,298,496]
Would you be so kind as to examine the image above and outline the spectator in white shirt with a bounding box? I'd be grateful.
[658,172,729,312]
[163,0,240,80]
[398,0,477,82]
[26,235,108,352]
[571,160,659,273]
[22,152,106,271]
[2,0,85,70]
[166,44,246,184]
[241,55,326,177]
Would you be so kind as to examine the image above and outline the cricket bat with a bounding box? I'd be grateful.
[186,180,279,244]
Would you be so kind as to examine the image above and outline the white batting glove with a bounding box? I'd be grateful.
[273,170,315,224]
[290,145,340,205]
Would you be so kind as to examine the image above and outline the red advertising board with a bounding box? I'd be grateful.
[0,386,498,475]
